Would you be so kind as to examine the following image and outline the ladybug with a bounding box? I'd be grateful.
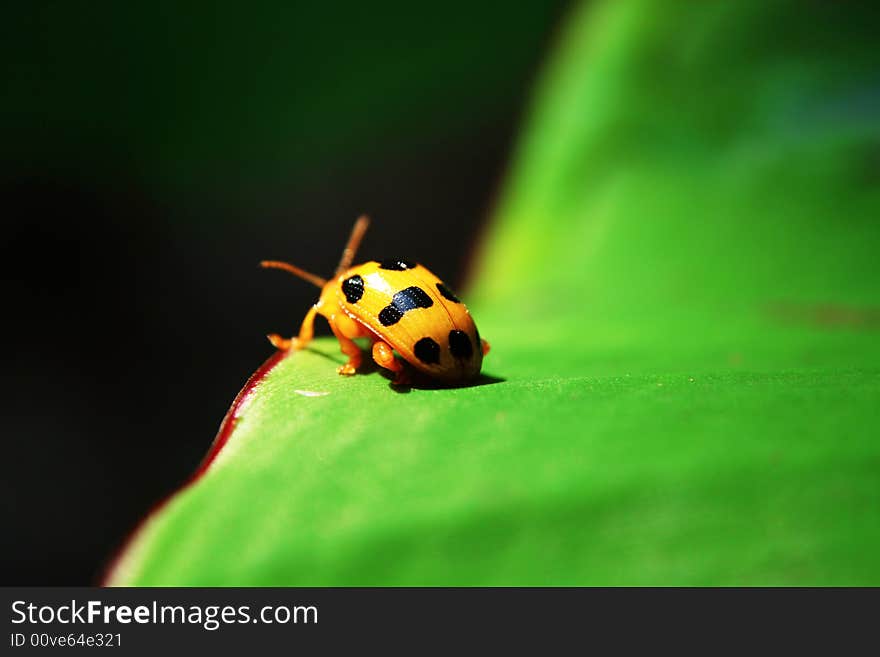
[261,215,490,385]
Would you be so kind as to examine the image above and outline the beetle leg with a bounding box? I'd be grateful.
[267,304,318,351]
[328,312,365,375]
[372,340,410,385]
[481,338,491,356]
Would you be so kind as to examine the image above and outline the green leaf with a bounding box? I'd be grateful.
[108,0,880,585]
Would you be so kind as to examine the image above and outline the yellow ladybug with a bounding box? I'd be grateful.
[262,216,490,385]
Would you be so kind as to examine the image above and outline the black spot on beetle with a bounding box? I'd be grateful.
[436,282,460,303]
[342,275,364,303]
[393,286,433,311]
[378,259,417,271]
[379,305,404,326]
[448,329,473,359]
[414,337,441,364]
[378,286,433,326]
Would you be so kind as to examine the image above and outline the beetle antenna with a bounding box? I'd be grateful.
[335,215,370,276]
[260,260,327,288]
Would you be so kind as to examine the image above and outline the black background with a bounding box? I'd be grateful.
[2,1,569,584]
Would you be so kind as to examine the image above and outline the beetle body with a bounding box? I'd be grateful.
[262,217,488,385]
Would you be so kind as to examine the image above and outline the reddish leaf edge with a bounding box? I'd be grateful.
[98,348,288,586]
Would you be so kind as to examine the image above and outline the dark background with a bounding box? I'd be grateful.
[1,1,569,584]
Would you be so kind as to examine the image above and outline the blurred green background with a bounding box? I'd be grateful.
[2,0,567,584]
[105,1,880,585]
